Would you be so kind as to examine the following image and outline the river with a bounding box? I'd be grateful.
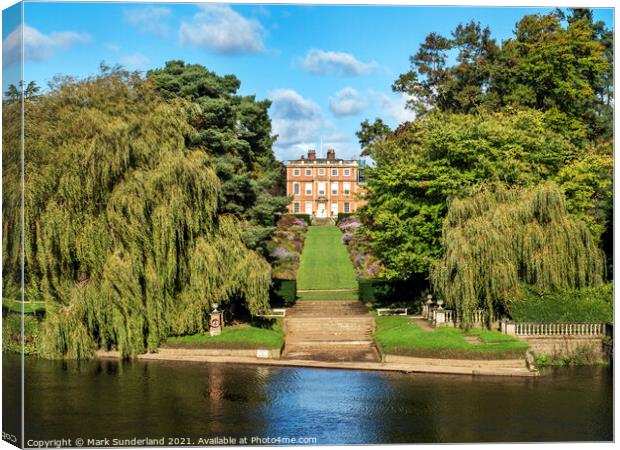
[2,355,613,445]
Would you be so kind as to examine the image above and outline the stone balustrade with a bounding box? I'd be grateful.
[502,321,607,337]
[424,305,485,328]
[445,309,455,324]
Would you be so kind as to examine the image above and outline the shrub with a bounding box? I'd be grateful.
[268,215,308,280]
[270,246,292,260]
[269,279,297,306]
[2,313,41,355]
[508,283,612,323]
[292,214,311,225]
[337,212,355,223]
[337,215,384,279]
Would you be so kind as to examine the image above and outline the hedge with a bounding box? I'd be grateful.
[358,278,390,303]
[269,279,297,306]
[508,283,613,323]
[359,276,428,312]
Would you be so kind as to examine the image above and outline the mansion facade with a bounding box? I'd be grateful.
[285,149,366,218]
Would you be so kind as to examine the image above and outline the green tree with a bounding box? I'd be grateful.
[6,68,272,359]
[147,61,289,251]
[394,10,612,138]
[430,183,605,328]
[359,108,611,281]
[4,83,20,101]
[393,20,499,114]
[356,118,392,156]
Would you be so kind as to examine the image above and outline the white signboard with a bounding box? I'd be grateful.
[256,349,270,359]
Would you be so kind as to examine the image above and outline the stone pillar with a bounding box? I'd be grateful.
[435,309,446,326]
[505,321,516,336]
[425,295,433,320]
[210,305,223,337]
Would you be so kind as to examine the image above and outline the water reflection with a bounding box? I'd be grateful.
[3,355,611,444]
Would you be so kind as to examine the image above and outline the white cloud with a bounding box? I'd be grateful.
[329,87,367,117]
[3,24,90,66]
[372,91,416,125]
[124,6,171,37]
[120,53,149,69]
[179,5,264,54]
[269,88,350,147]
[299,49,378,76]
[105,43,120,52]
[270,88,321,121]
[269,89,323,146]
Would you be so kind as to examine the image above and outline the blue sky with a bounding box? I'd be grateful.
[2,2,614,161]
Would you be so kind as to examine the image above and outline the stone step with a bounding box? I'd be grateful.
[287,333,374,341]
[383,354,528,369]
[289,305,368,311]
[283,299,378,363]
[290,308,368,312]
[286,326,374,336]
[290,304,368,310]
[286,338,375,346]
[291,300,365,307]
[286,317,373,325]
[286,315,373,321]
[286,325,374,336]
[289,311,369,317]
[282,344,381,363]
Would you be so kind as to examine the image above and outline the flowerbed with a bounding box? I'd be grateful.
[266,215,308,280]
[337,216,383,279]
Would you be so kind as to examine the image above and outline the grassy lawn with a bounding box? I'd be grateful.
[164,320,284,350]
[296,226,357,294]
[374,316,529,360]
[297,290,359,301]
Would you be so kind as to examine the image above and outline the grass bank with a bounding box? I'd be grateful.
[164,319,284,350]
[374,316,529,360]
[296,226,357,298]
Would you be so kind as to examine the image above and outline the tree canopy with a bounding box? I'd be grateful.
[393,9,613,139]
[147,61,290,250]
[430,183,605,328]
[358,9,612,295]
[3,67,272,358]
[359,108,611,281]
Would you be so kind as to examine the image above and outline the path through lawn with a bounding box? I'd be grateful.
[296,226,358,300]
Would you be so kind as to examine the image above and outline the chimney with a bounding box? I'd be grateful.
[308,150,316,160]
[327,149,336,160]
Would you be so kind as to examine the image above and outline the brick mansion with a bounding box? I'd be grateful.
[285,149,366,218]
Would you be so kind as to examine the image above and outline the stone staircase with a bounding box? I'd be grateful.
[282,300,380,362]
[310,216,335,226]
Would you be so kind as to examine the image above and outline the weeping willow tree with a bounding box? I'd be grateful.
[430,183,605,329]
[3,67,271,359]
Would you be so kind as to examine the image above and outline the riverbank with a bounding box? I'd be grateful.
[374,316,530,359]
[97,348,538,377]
